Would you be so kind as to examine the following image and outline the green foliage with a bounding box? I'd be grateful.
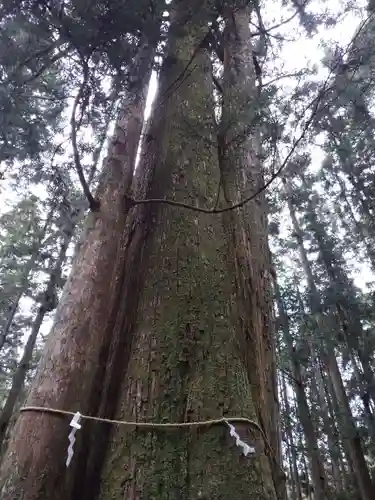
[0,11,67,164]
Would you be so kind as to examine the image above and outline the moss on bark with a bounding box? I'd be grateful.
[99,2,277,499]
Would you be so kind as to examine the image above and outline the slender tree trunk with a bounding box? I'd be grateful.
[348,350,375,435]
[272,269,329,500]
[0,41,154,498]
[313,357,343,493]
[324,346,374,500]
[281,371,302,500]
[334,172,375,270]
[0,204,55,351]
[300,442,313,500]
[284,178,374,500]
[0,224,73,449]
[322,358,360,496]
[301,177,375,419]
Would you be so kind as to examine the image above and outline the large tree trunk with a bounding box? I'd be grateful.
[1,3,281,499]
[97,2,279,499]
[0,41,154,498]
[219,4,283,497]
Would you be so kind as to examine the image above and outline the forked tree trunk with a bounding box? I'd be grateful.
[0,42,154,499]
[1,2,281,499]
[96,2,279,499]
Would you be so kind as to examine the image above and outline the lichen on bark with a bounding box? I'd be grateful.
[99,2,278,499]
[0,2,281,499]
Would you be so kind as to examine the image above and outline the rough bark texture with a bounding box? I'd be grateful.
[0,42,153,499]
[219,4,283,497]
[0,4,281,499]
[98,2,279,500]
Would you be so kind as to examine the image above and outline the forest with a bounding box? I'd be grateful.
[0,0,375,499]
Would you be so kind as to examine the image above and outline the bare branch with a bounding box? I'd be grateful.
[70,63,100,212]
[126,11,375,217]
[250,0,310,37]
[263,71,308,88]
[125,73,328,216]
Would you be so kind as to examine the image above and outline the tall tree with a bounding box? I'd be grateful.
[0,34,156,500]
[272,267,330,500]
[283,176,373,500]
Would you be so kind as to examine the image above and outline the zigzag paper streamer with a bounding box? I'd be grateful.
[226,421,255,457]
[66,412,81,467]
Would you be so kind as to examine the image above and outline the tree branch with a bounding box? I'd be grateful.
[125,10,373,217]
[70,63,100,212]
[125,86,324,215]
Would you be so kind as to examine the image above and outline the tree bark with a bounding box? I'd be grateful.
[0,41,154,499]
[220,4,283,497]
[97,2,279,499]
[0,3,281,499]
